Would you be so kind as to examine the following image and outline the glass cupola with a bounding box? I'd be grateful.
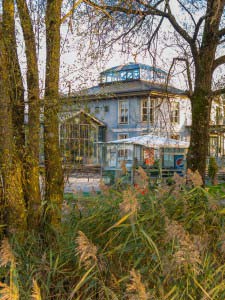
[100,62,167,84]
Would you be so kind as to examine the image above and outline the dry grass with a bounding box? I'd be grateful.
[120,189,140,215]
[31,280,41,300]
[76,230,98,269]
[187,169,203,186]
[126,269,149,300]
[0,263,19,300]
[0,238,14,267]
[0,181,224,299]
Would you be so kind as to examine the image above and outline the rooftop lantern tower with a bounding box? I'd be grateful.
[100,62,167,84]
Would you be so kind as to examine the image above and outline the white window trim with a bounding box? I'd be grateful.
[141,98,148,123]
[170,102,180,124]
[118,100,129,124]
[141,97,155,123]
[118,133,129,140]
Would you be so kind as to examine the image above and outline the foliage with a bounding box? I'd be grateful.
[208,157,219,185]
[0,182,224,299]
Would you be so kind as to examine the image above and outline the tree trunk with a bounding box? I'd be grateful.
[2,0,25,153]
[187,0,223,181]
[187,42,215,181]
[44,0,63,226]
[0,20,27,238]
[16,0,41,229]
[187,89,211,180]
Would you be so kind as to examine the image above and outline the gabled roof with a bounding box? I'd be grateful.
[59,109,106,126]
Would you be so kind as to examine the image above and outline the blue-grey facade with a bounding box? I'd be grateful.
[60,62,192,164]
[60,62,225,165]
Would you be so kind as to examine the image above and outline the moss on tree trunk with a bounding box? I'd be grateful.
[187,88,211,182]
[0,21,27,237]
[2,0,25,152]
[16,0,41,229]
[44,0,64,227]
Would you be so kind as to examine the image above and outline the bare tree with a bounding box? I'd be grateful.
[72,0,225,180]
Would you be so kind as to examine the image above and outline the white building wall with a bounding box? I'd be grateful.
[152,96,224,142]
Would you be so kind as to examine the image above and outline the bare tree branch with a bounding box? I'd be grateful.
[218,27,225,38]
[61,0,83,23]
[166,57,193,96]
[193,15,207,42]
[212,88,225,96]
[177,0,196,27]
[61,0,114,24]
[85,0,197,52]
[147,15,164,51]
[213,55,225,70]
[104,15,146,48]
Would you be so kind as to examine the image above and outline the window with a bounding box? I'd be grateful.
[118,134,128,140]
[101,75,106,83]
[104,106,109,113]
[60,121,98,164]
[118,147,129,160]
[141,99,148,122]
[209,135,219,156]
[120,71,127,81]
[118,135,129,159]
[141,98,154,123]
[170,134,180,140]
[95,106,100,113]
[133,69,140,79]
[126,71,133,80]
[163,154,174,168]
[216,107,222,124]
[118,144,132,161]
[119,100,129,124]
[170,102,180,123]
[106,73,113,82]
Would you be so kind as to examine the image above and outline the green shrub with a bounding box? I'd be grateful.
[208,157,219,185]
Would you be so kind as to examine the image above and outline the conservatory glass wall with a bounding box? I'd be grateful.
[60,113,105,165]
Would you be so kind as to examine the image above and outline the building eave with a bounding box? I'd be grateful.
[61,89,188,104]
[60,79,188,103]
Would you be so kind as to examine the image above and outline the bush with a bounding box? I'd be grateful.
[208,157,219,185]
[0,183,225,299]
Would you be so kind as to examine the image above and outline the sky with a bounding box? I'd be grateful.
[14,0,186,96]
[12,0,225,96]
[56,0,206,94]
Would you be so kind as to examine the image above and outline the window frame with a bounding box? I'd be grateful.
[170,102,180,124]
[170,134,180,140]
[95,106,100,113]
[118,133,128,140]
[118,100,129,124]
[141,98,155,123]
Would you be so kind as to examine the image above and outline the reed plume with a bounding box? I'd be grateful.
[120,189,140,224]
[126,269,148,300]
[164,217,201,274]
[0,238,14,267]
[31,279,42,300]
[76,231,98,269]
[187,169,203,187]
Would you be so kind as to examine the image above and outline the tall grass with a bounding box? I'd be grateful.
[0,177,225,299]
